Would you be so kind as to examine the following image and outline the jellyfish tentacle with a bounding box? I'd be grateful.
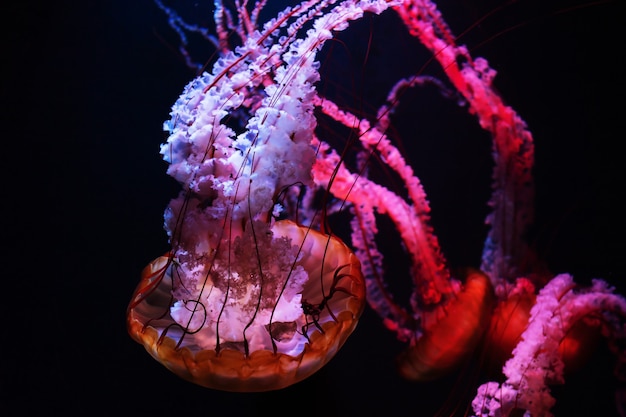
[351,202,416,341]
[472,274,626,417]
[395,0,536,285]
[313,97,453,307]
[313,145,447,287]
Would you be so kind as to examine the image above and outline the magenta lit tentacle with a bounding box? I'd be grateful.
[393,0,536,285]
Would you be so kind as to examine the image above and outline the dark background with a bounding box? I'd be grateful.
[5,0,624,416]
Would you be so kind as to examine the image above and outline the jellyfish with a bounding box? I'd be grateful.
[126,0,397,392]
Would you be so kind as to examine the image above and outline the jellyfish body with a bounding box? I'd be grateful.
[127,0,391,391]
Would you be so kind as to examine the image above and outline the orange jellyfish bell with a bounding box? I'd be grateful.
[127,220,365,392]
[396,269,495,381]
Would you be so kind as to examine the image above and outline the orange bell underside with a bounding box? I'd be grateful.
[396,270,495,381]
[127,220,366,392]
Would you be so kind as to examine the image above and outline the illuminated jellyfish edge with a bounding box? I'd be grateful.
[127,220,366,392]
[396,270,496,381]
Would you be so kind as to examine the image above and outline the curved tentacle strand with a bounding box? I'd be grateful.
[472,274,626,417]
[315,96,451,310]
[394,1,535,285]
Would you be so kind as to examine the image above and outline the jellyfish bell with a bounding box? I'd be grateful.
[396,268,496,382]
[127,220,365,392]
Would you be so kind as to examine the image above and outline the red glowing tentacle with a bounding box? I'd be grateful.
[478,91,535,284]
[313,136,452,311]
[395,0,535,285]
[212,0,230,52]
[314,97,451,310]
[351,202,416,342]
